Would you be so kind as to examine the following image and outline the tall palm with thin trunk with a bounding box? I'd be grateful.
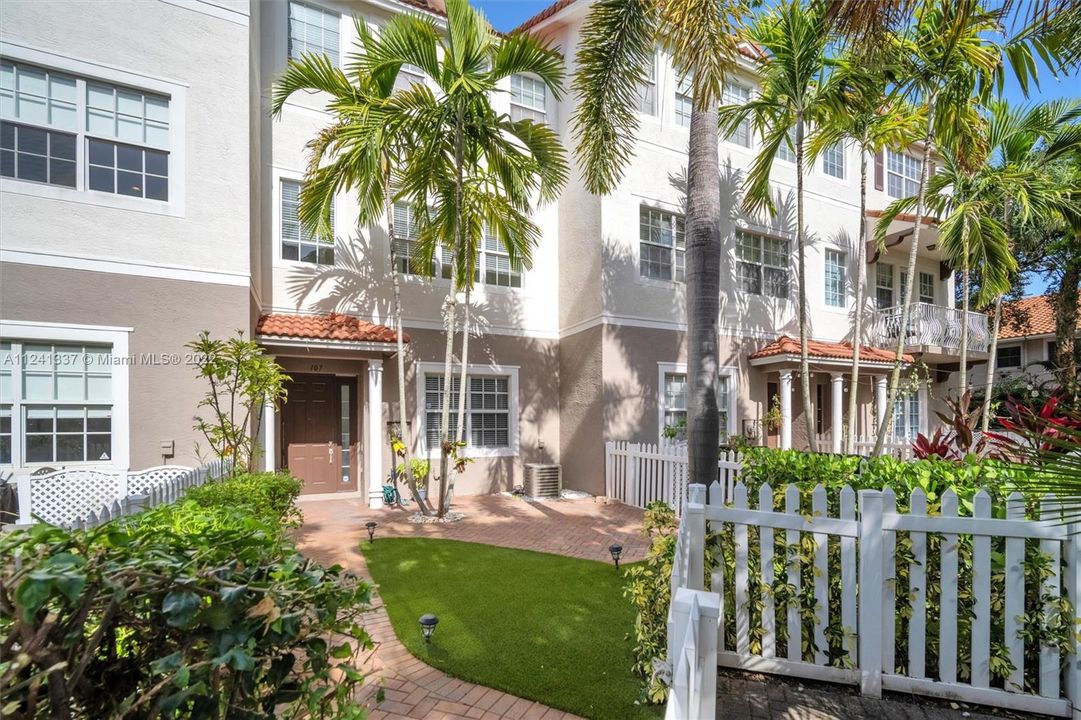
[718,0,834,452]
[811,51,921,452]
[572,0,747,490]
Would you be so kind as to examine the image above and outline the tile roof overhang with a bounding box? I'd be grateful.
[256,313,406,348]
[999,294,1080,341]
[749,335,912,367]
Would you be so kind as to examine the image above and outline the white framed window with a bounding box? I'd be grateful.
[822,143,845,179]
[288,1,340,65]
[634,52,657,116]
[393,63,426,93]
[776,129,795,163]
[639,205,685,282]
[722,81,751,148]
[480,228,522,288]
[281,180,334,264]
[416,362,519,458]
[918,271,935,304]
[892,391,920,439]
[510,74,546,123]
[657,362,737,442]
[1,58,172,203]
[886,149,921,199]
[875,263,894,308]
[391,201,426,275]
[997,345,1022,369]
[736,230,789,299]
[675,74,693,128]
[824,249,846,307]
[0,321,131,470]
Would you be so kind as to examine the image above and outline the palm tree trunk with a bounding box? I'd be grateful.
[685,105,721,490]
[980,295,1003,434]
[873,99,937,456]
[1055,256,1080,403]
[959,259,970,396]
[446,286,471,514]
[795,115,816,452]
[846,144,869,454]
[436,279,457,519]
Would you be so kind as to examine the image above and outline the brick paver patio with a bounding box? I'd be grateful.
[296,493,1004,720]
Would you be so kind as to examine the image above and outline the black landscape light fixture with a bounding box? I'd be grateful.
[419,613,439,642]
[365,521,377,543]
[608,543,623,569]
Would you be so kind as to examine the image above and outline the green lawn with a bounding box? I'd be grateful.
[361,538,663,720]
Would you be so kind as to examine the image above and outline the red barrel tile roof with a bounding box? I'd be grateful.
[750,335,912,363]
[999,295,1079,340]
[256,313,405,344]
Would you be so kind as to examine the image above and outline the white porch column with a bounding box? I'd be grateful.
[875,376,889,437]
[779,370,793,450]
[367,359,384,509]
[262,399,276,472]
[917,381,929,437]
[831,373,844,454]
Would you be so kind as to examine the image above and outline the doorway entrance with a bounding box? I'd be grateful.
[281,374,359,494]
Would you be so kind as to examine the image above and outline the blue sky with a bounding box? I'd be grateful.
[475,0,1080,295]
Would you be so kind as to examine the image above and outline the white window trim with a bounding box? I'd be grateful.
[272,167,339,270]
[823,246,847,310]
[287,0,343,68]
[638,203,685,285]
[721,80,752,149]
[0,319,130,470]
[995,343,1024,371]
[509,73,547,124]
[414,361,519,459]
[734,226,792,301]
[635,50,658,118]
[821,143,846,181]
[0,41,187,217]
[656,362,738,441]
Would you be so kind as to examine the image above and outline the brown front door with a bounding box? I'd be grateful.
[282,374,357,494]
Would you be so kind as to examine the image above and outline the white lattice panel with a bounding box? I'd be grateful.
[30,470,121,526]
[127,466,193,495]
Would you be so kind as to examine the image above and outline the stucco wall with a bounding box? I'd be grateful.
[558,324,604,494]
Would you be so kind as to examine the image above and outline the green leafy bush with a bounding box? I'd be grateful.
[0,473,370,719]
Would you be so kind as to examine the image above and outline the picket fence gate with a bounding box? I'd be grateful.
[666,483,1081,720]
[605,440,741,514]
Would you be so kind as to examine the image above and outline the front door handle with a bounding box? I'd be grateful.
[328,443,334,462]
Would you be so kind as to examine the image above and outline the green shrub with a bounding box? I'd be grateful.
[184,471,303,528]
[0,473,370,719]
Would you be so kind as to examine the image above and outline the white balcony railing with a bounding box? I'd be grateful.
[873,302,990,354]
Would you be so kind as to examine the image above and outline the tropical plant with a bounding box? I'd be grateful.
[717,0,836,453]
[188,331,289,473]
[811,48,922,453]
[571,0,749,489]
[274,0,568,517]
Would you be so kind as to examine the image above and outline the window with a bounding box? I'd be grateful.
[422,369,515,453]
[281,180,334,264]
[737,230,789,299]
[480,228,522,288]
[393,63,425,93]
[825,249,846,307]
[918,271,935,304]
[675,74,693,128]
[2,343,113,464]
[875,263,894,308]
[997,345,1022,369]
[288,1,340,65]
[776,129,795,163]
[510,74,546,123]
[822,143,845,179]
[892,391,919,439]
[660,367,733,442]
[634,53,657,116]
[722,82,751,147]
[340,384,351,483]
[663,372,687,431]
[639,206,685,282]
[1,60,170,201]
[886,149,921,199]
[392,201,424,275]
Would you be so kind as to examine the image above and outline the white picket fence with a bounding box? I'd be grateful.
[666,482,1081,719]
[12,459,232,528]
[605,440,742,514]
[852,435,915,459]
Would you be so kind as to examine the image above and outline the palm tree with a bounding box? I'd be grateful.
[572,0,748,489]
[810,49,921,453]
[870,0,1005,455]
[355,0,567,517]
[717,0,835,453]
[274,0,567,517]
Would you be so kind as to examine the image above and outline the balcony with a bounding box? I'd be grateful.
[873,302,990,362]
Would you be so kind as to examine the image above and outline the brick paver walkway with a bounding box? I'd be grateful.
[294,493,647,720]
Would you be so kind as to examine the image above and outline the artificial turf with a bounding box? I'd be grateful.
[361,537,663,720]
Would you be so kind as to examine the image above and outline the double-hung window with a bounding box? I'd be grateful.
[281,180,333,264]
[722,82,751,147]
[1,60,170,201]
[510,74,546,123]
[288,1,340,65]
[824,249,846,307]
[822,143,845,179]
[1,342,113,465]
[737,231,789,299]
[423,370,514,453]
[997,345,1022,369]
[675,74,693,128]
[661,369,732,441]
[776,129,795,163]
[918,271,935,304]
[892,391,920,439]
[393,63,426,93]
[392,201,427,276]
[886,149,921,199]
[639,206,685,282]
[875,263,894,308]
[634,53,657,116]
[480,228,522,288]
